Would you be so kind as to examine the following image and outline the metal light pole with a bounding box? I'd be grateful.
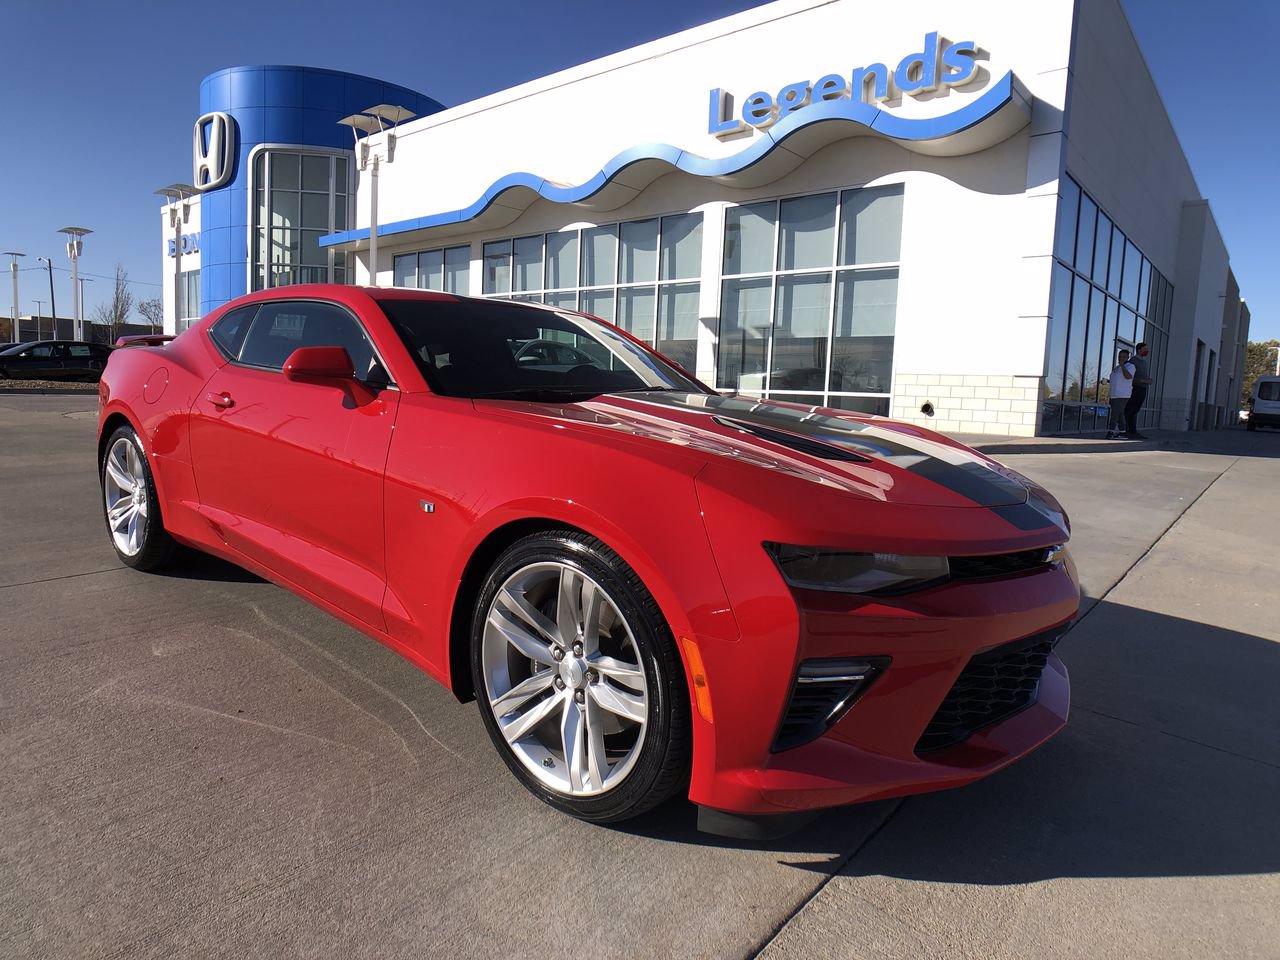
[338,105,416,286]
[79,277,94,340]
[36,257,56,335]
[2,251,23,344]
[33,299,45,341]
[59,227,92,340]
[156,185,194,331]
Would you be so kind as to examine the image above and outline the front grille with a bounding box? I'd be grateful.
[772,657,890,752]
[915,631,1060,754]
[949,547,1055,581]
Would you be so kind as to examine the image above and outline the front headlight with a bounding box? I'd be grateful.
[764,543,950,596]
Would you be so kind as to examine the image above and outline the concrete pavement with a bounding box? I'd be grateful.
[1,395,1277,959]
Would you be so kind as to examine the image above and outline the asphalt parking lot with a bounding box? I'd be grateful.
[2,394,1278,960]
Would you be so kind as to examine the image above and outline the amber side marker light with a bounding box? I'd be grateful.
[680,636,714,723]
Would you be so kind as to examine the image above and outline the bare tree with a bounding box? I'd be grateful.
[92,265,135,343]
[137,297,164,330]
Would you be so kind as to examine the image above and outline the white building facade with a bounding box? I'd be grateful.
[165,0,1248,436]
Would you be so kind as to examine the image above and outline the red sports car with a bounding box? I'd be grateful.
[97,285,1078,833]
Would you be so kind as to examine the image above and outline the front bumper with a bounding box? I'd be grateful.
[686,553,1079,817]
[1248,411,1280,427]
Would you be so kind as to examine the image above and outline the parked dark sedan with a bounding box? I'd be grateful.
[0,340,115,382]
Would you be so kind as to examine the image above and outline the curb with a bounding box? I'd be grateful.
[0,388,99,396]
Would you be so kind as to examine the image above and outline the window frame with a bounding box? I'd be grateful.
[392,243,471,295]
[208,298,396,387]
[717,183,904,414]
[247,145,352,294]
[475,211,705,370]
[1043,174,1172,433]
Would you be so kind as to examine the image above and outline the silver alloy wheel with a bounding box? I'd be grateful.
[103,437,149,557]
[482,561,649,797]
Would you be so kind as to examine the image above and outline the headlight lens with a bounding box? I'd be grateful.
[765,543,950,595]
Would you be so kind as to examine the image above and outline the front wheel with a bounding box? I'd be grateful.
[471,530,691,823]
[100,425,177,570]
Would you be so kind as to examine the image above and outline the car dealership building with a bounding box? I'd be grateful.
[160,0,1249,436]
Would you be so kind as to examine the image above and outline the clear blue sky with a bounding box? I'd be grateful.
[1,0,1274,340]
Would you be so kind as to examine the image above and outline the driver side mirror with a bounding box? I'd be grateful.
[283,346,355,384]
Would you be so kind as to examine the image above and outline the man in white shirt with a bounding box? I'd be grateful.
[1106,349,1135,439]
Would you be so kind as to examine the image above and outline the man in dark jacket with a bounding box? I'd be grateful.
[1124,342,1153,439]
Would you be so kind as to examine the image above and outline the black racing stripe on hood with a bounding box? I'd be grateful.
[621,392,1028,508]
[992,502,1058,531]
[712,417,873,463]
[906,459,1027,508]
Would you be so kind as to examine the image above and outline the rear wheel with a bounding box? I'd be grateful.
[100,425,177,570]
[471,530,690,823]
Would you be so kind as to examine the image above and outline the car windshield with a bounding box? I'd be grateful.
[0,342,36,356]
[376,297,708,401]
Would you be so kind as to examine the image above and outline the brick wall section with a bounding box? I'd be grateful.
[890,374,1043,437]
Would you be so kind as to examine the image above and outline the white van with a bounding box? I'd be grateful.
[1247,375,1280,431]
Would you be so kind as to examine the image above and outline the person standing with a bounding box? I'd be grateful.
[1123,341,1153,439]
[1106,349,1135,439]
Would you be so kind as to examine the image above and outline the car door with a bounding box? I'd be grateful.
[187,298,400,628]
[47,343,71,379]
[13,343,57,379]
[67,343,100,379]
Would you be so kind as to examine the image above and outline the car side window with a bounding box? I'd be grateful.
[69,344,92,357]
[237,300,385,383]
[209,305,259,360]
[27,345,53,358]
[51,345,70,359]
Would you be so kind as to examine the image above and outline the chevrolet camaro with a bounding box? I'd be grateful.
[97,285,1078,832]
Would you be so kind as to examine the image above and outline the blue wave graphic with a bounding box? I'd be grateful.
[321,72,1020,248]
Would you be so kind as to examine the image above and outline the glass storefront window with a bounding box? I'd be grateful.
[778,193,836,271]
[251,149,349,290]
[724,203,776,275]
[1046,174,1171,432]
[513,235,543,292]
[831,269,896,393]
[718,185,902,411]
[475,215,705,362]
[582,227,616,287]
[176,269,201,330]
[838,185,904,265]
[619,220,659,284]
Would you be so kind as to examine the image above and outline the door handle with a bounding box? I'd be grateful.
[206,391,235,409]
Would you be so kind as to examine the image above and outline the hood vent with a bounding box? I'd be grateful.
[712,417,872,464]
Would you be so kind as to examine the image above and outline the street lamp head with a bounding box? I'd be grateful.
[155,184,196,202]
[2,251,25,259]
[58,226,93,239]
[364,104,417,125]
[337,113,384,136]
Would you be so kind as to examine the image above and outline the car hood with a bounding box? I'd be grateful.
[485,391,1065,523]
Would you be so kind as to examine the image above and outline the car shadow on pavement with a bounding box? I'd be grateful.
[152,549,266,584]
[630,601,1280,884]
[970,429,1280,459]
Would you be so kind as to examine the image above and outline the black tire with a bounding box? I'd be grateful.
[471,529,691,823]
[99,424,178,571]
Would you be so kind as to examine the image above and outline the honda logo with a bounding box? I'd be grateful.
[193,112,236,191]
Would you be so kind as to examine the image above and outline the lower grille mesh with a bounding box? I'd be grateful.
[915,631,1061,754]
